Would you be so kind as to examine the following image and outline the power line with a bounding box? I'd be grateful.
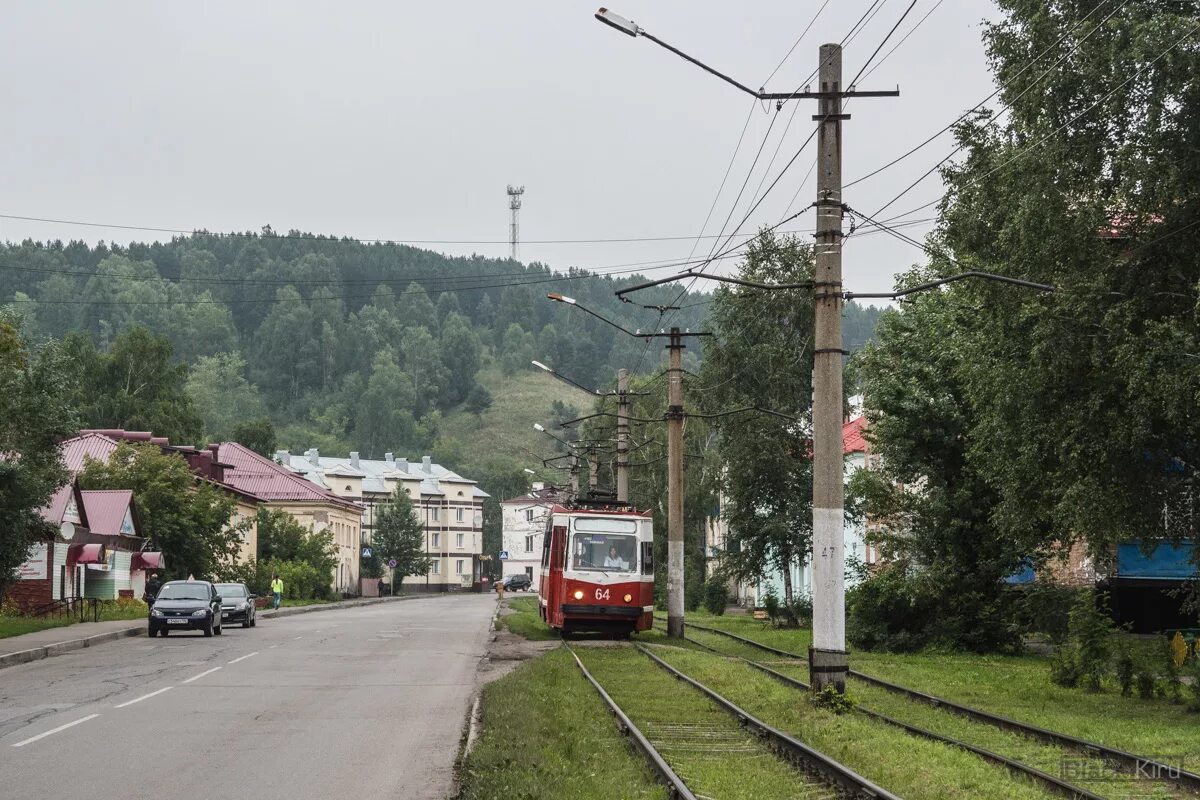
[870,11,1199,222]
[847,0,919,89]
[844,0,1131,192]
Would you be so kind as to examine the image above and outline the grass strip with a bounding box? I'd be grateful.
[457,647,668,800]
[686,612,1200,775]
[650,646,1059,800]
[580,646,838,800]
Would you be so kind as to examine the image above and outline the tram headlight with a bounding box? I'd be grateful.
[573,589,584,600]
[623,594,632,603]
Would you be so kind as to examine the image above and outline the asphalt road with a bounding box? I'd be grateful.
[0,593,496,800]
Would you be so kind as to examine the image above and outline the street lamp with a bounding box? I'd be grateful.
[595,8,641,37]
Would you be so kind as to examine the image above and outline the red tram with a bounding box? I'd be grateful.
[538,503,654,635]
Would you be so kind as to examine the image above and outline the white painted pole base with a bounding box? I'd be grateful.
[666,539,684,637]
[811,505,847,692]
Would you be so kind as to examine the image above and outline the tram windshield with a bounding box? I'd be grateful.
[570,517,638,573]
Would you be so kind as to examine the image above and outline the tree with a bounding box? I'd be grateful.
[0,314,79,598]
[355,350,419,456]
[372,489,430,591]
[698,232,815,621]
[439,313,481,405]
[231,418,276,457]
[397,282,438,333]
[256,507,337,577]
[499,323,535,375]
[850,277,1027,652]
[400,326,446,416]
[79,442,241,580]
[185,352,263,440]
[69,326,203,442]
[464,384,493,424]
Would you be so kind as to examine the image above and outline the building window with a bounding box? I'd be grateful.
[430,559,440,574]
[456,508,464,522]
[432,532,440,548]
[431,507,440,522]
[525,508,534,522]
[456,533,464,548]
[525,535,534,553]
[456,559,464,575]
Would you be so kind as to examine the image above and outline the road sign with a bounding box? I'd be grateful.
[361,547,373,558]
[388,558,397,569]
[498,550,510,561]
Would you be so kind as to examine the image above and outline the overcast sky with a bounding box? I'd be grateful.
[0,1,1001,296]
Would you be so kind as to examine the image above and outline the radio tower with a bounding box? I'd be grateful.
[507,185,525,261]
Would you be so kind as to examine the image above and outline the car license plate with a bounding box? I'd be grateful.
[167,618,188,624]
[222,612,229,619]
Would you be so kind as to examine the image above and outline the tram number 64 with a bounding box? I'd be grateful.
[595,588,610,601]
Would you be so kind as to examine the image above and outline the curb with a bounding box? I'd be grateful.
[0,624,144,670]
[0,591,452,671]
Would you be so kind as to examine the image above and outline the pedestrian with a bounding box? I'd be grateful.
[143,572,162,605]
[270,574,283,609]
[495,576,506,600]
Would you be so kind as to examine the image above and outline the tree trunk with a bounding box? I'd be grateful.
[780,544,799,628]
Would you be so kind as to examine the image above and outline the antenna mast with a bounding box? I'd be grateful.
[507,184,525,261]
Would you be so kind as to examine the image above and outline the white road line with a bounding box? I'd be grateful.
[228,651,258,665]
[114,687,172,709]
[11,714,100,747]
[268,644,278,649]
[293,635,303,640]
[181,666,222,684]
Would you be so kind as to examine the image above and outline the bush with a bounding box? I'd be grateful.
[1015,583,1084,645]
[810,685,856,714]
[266,559,330,600]
[1068,591,1116,692]
[762,587,780,622]
[1050,647,1082,688]
[685,576,705,613]
[789,593,813,623]
[1114,639,1136,697]
[703,581,729,615]
[847,564,1023,653]
[1186,658,1200,713]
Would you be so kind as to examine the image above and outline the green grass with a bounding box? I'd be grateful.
[438,366,581,471]
[646,646,1056,800]
[457,647,668,800]
[498,597,558,641]
[0,599,148,640]
[279,598,330,608]
[579,646,836,800]
[680,610,1200,778]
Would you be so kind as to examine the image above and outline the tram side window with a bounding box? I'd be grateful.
[540,522,555,568]
[641,541,653,575]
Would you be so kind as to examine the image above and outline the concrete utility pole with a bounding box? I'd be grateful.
[616,368,631,503]
[569,456,581,497]
[665,328,686,638]
[810,43,848,693]
[587,450,599,491]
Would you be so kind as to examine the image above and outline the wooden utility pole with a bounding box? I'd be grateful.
[811,42,848,692]
[616,369,631,503]
[666,328,686,637]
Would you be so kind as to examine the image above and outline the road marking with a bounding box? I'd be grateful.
[228,651,258,665]
[293,635,303,640]
[11,714,100,747]
[181,667,222,684]
[268,644,278,649]
[114,687,172,708]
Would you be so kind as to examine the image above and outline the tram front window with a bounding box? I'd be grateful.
[571,533,637,572]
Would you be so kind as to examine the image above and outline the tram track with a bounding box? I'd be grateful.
[655,623,1103,800]
[566,639,897,800]
[563,641,698,800]
[672,619,1200,798]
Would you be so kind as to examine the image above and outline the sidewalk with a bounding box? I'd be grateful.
[0,592,442,671]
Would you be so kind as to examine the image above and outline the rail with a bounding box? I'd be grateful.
[27,596,100,623]
[635,643,904,800]
[680,619,1200,795]
[562,641,697,800]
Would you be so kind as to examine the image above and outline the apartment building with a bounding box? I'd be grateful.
[499,483,564,588]
[274,450,489,591]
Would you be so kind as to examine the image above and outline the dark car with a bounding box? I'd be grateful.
[215,582,257,629]
[148,580,223,637]
[503,573,533,592]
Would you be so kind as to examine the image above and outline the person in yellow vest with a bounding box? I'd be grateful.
[270,574,283,609]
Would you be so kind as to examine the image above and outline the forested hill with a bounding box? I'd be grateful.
[0,231,880,482]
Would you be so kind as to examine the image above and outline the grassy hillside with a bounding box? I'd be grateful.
[434,364,583,482]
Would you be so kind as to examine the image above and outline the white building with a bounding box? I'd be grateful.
[499,483,565,588]
[274,449,489,592]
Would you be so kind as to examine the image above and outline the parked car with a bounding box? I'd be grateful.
[215,582,257,629]
[502,573,533,592]
[148,580,223,637]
